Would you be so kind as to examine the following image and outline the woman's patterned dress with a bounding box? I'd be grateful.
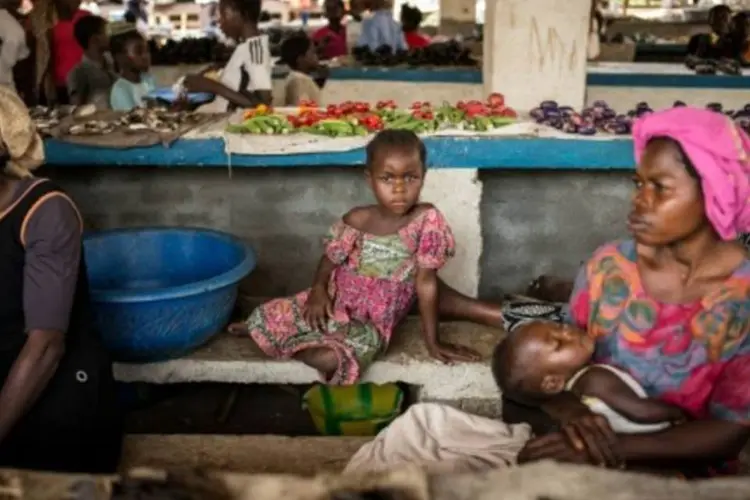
[245,207,455,385]
[568,240,750,475]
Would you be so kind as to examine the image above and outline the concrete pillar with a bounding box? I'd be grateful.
[482,0,591,112]
[439,0,476,37]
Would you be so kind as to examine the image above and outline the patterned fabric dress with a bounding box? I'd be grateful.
[567,240,750,475]
[245,207,455,385]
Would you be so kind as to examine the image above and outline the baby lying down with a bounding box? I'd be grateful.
[494,320,686,433]
[345,320,688,475]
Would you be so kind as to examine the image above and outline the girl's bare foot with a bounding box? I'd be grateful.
[227,322,249,336]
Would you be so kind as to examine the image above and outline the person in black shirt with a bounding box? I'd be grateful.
[0,85,122,473]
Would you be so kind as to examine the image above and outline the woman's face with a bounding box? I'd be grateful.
[628,139,708,247]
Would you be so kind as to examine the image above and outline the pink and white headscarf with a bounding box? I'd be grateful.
[632,106,750,241]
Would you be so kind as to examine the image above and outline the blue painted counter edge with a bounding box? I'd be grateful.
[44,136,636,170]
[322,67,750,89]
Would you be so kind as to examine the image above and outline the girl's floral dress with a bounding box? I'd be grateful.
[245,207,455,385]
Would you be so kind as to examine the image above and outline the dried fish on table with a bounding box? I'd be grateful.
[30,104,97,137]
[118,107,204,134]
[68,120,117,136]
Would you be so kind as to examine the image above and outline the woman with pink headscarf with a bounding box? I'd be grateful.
[514,106,750,476]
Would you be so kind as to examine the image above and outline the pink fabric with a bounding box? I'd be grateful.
[632,107,750,240]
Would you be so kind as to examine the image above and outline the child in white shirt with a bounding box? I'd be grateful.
[183,0,272,111]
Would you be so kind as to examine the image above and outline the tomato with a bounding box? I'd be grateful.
[421,111,434,120]
[456,100,466,110]
[411,101,423,110]
[502,108,518,118]
[465,103,488,116]
[487,93,505,108]
[355,102,370,113]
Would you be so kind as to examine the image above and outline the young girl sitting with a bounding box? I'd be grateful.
[230,130,478,384]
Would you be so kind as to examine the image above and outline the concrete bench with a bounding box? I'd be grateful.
[113,319,505,414]
[121,434,369,474]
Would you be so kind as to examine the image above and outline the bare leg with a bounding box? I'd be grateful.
[295,347,338,380]
[437,278,503,327]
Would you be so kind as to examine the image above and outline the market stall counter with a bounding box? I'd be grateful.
[148,61,750,113]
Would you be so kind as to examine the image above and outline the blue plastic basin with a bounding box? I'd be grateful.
[84,227,256,362]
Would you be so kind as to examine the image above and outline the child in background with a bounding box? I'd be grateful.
[493,321,685,433]
[229,130,479,384]
[0,0,32,93]
[729,12,750,63]
[182,0,272,111]
[356,0,406,51]
[400,4,429,49]
[687,4,732,60]
[51,0,91,104]
[345,0,368,53]
[312,0,347,60]
[280,32,321,106]
[109,28,155,111]
[67,15,116,108]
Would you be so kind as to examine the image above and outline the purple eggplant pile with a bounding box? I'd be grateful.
[531,100,750,136]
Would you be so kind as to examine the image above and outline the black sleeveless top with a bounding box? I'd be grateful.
[0,179,93,356]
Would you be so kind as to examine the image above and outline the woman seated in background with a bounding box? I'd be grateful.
[312,0,347,60]
[0,85,122,473]
[686,4,732,60]
[727,12,750,64]
[400,4,429,50]
[356,0,406,52]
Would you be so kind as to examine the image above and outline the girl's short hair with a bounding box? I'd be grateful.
[365,129,426,169]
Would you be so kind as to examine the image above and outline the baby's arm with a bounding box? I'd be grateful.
[572,367,686,424]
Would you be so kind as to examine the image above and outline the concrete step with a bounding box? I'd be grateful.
[113,318,505,403]
[121,434,369,475]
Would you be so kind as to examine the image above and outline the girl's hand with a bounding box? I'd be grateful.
[304,284,333,332]
[559,414,622,468]
[426,341,481,363]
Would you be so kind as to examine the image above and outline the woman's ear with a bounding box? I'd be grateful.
[540,374,566,394]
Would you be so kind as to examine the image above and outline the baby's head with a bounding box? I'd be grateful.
[492,320,594,405]
[365,130,426,217]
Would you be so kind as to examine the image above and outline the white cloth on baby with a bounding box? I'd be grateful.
[344,403,532,475]
[566,364,671,434]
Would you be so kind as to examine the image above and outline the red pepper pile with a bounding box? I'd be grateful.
[458,93,518,119]
[287,100,385,132]
[281,93,517,133]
